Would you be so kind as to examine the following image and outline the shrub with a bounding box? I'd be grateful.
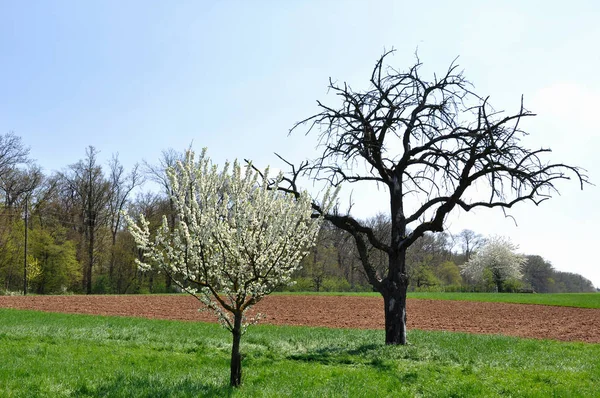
[321,277,351,292]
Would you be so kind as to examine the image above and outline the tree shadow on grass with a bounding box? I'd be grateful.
[286,343,395,370]
[74,373,235,398]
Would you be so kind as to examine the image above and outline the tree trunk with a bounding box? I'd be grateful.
[109,232,117,292]
[313,248,320,292]
[493,270,503,293]
[386,183,409,345]
[86,223,94,295]
[164,273,172,292]
[230,312,243,387]
[382,277,408,345]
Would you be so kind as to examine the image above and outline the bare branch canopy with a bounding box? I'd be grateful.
[270,50,588,345]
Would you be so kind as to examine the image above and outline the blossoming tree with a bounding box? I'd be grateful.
[125,149,333,386]
[460,236,526,292]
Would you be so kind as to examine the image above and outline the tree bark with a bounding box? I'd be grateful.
[382,274,408,345]
[229,312,243,387]
[382,181,410,345]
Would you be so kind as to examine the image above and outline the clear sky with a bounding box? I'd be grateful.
[1,0,599,287]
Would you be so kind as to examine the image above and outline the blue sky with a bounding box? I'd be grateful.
[1,0,599,287]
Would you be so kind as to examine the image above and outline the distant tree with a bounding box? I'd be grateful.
[126,149,333,387]
[29,227,80,294]
[107,154,143,289]
[0,165,42,211]
[125,192,172,293]
[522,255,554,293]
[0,219,24,290]
[61,146,111,294]
[406,232,454,285]
[143,148,185,290]
[411,264,439,289]
[364,214,392,280]
[0,153,42,293]
[456,229,485,262]
[435,260,462,286]
[0,133,33,253]
[273,51,587,344]
[326,223,364,290]
[460,237,526,292]
[553,271,595,293]
[29,173,60,228]
[300,241,339,292]
[0,132,29,177]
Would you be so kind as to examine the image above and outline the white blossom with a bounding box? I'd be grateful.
[460,236,526,290]
[124,148,335,332]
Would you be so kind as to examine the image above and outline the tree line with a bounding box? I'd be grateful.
[294,219,596,294]
[0,133,170,295]
[0,130,593,295]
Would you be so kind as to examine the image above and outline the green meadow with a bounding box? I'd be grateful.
[1,308,598,397]
[407,292,600,308]
[276,291,600,309]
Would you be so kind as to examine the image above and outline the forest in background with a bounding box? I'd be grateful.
[0,133,596,295]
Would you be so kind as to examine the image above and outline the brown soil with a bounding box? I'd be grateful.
[1,295,599,343]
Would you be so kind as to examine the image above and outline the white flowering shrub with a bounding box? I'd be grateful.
[460,236,526,292]
[125,148,334,386]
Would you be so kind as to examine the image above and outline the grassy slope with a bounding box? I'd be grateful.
[1,309,598,397]
[276,291,600,309]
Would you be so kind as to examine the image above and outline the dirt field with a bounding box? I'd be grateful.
[1,294,599,343]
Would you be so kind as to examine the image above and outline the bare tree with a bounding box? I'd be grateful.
[456,229,484,262]
[107,154,143,287]
[143,148,185,290]
[0,132,32,221]
[61,146,111,294]
[0,134,37,292]
[30,173,61,229]
[0,164,42,295]
[275,51,587,345]
[143,148,184,210]
[0,165,43,210]
[0,132,29,178]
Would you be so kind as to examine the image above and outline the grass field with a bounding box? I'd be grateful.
[276,291,600,309]
[408,292,600,308]
[1,309,598,397]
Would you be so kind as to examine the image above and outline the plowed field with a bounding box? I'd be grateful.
[1,295,599,343]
